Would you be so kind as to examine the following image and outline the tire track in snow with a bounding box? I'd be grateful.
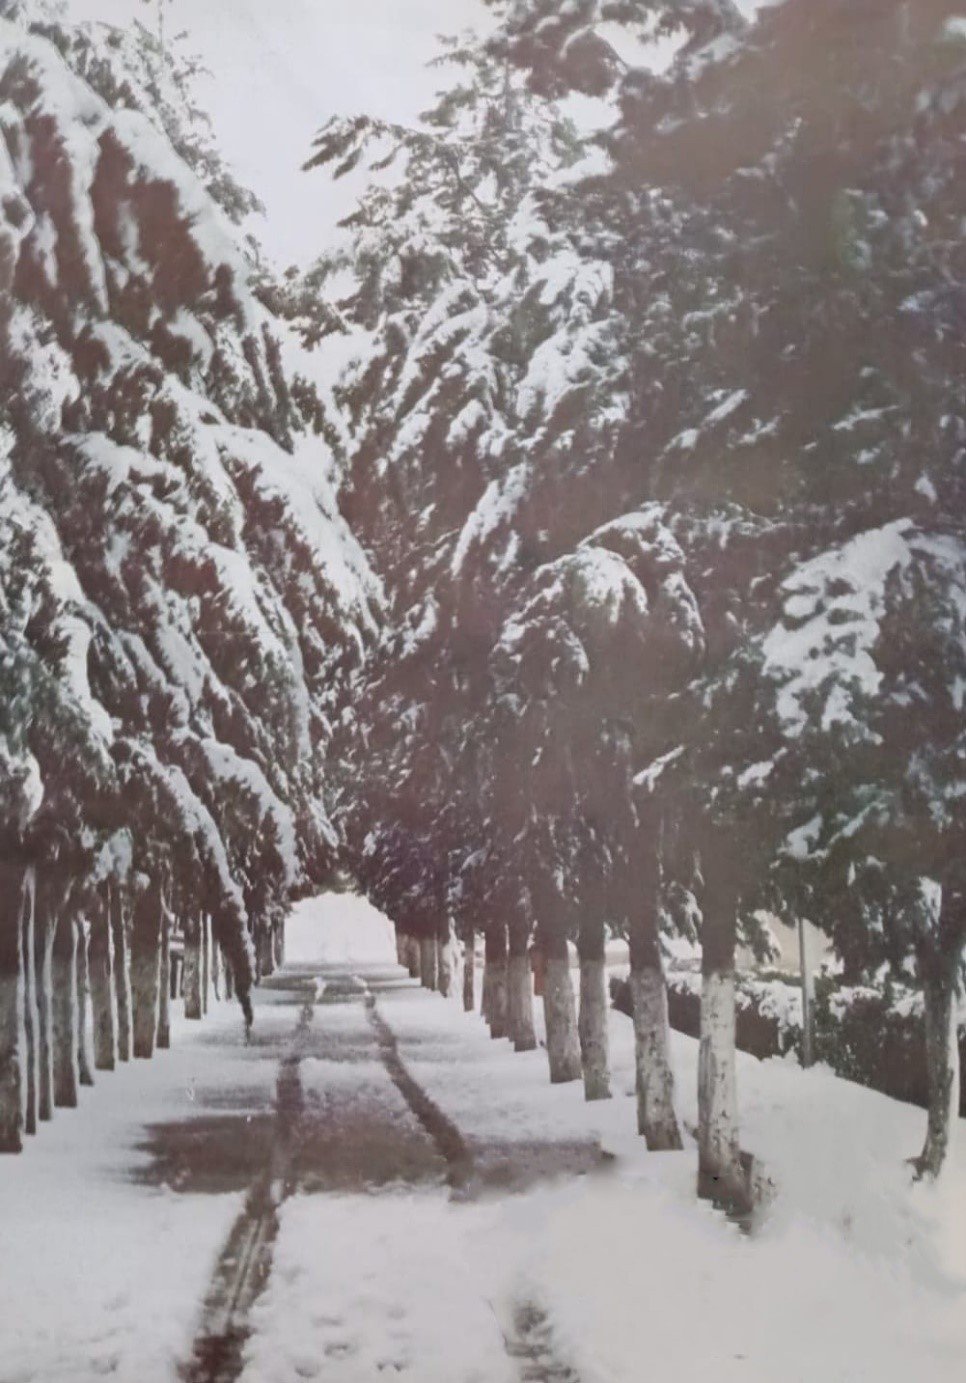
[362,986,474,1192]
[361,987,581,1380]
[180,985,316,1383]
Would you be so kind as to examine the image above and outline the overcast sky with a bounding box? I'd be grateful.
[67,0,490,265]
[66,0,768,268]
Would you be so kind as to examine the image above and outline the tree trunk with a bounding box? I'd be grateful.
[436,931,451,997]
[75,918,94,1088]
[915,935,964,1180]
[21,870,38,1135]
[223,952,235,1001]
[0,864,28,1152]
[156,907,171,1049]
[210,931,222,1002]
[462,927,475,1012]
[111,888,132,1064]
[483,924,508,1039]
[480,943,492,1023]
[630,966,681,1148]
[419,934,437,991]
[404,934,419,979]
[507,921,537,1052]
[256,925,274,985]
[183,914,202,1020]
[577,918,610,1099]
[35,896,55,1121]
[541,928,582,1084]
[697,886,746,1209]
[273,919,285,970]
[130,881,162,1060]
[202,913,213,1007]
[396,928,407,967]
[628,887,681,1148]
[89,887,116,1072]
[52,912,79,1108]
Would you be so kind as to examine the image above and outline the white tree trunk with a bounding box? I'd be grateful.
[0,867,27,1152]
[917,958,962,1179]
[542,957,582,1084]
[201,913,212,1009]
[111,890,132,1063]
[578,958,611,1100]
[507,954,537,1052]
[35,902,55,1121]
[273,920,285,970]
[130,888,161,1060]
[405,935,420,979]
[419,935,438,990]
[89,892,116,1072]
[631,966,681,1148]
[21,871,38,1135]
[396,928,407,967]
[52,915,79,1108]
[698,970,746,1206]
[75,918,94,1088]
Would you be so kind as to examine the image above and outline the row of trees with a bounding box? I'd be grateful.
[307,0,966,1199]
[0,4,378,1150]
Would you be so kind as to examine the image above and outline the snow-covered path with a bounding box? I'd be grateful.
[2,894,966,1383]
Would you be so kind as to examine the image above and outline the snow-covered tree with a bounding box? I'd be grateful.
[0,4,378,1151]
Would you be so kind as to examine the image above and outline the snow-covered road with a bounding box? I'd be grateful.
[2,894,965,1383]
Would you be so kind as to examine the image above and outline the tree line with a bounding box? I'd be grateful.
[0,3,378,1152]
[303,0,966,1200]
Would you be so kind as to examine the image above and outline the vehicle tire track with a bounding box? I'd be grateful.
[363,991,474,1191]
[180,989,315,1383]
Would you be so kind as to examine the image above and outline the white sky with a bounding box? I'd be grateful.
[65,0,769,268]
[66,0,490,266]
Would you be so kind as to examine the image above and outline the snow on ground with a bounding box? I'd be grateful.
[241,1193,516,1383]
[353,919,966,1381]
[3,895,965,1383]
[0,999,270,1383]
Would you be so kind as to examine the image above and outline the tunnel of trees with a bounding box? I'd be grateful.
[1,0,964,1206]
